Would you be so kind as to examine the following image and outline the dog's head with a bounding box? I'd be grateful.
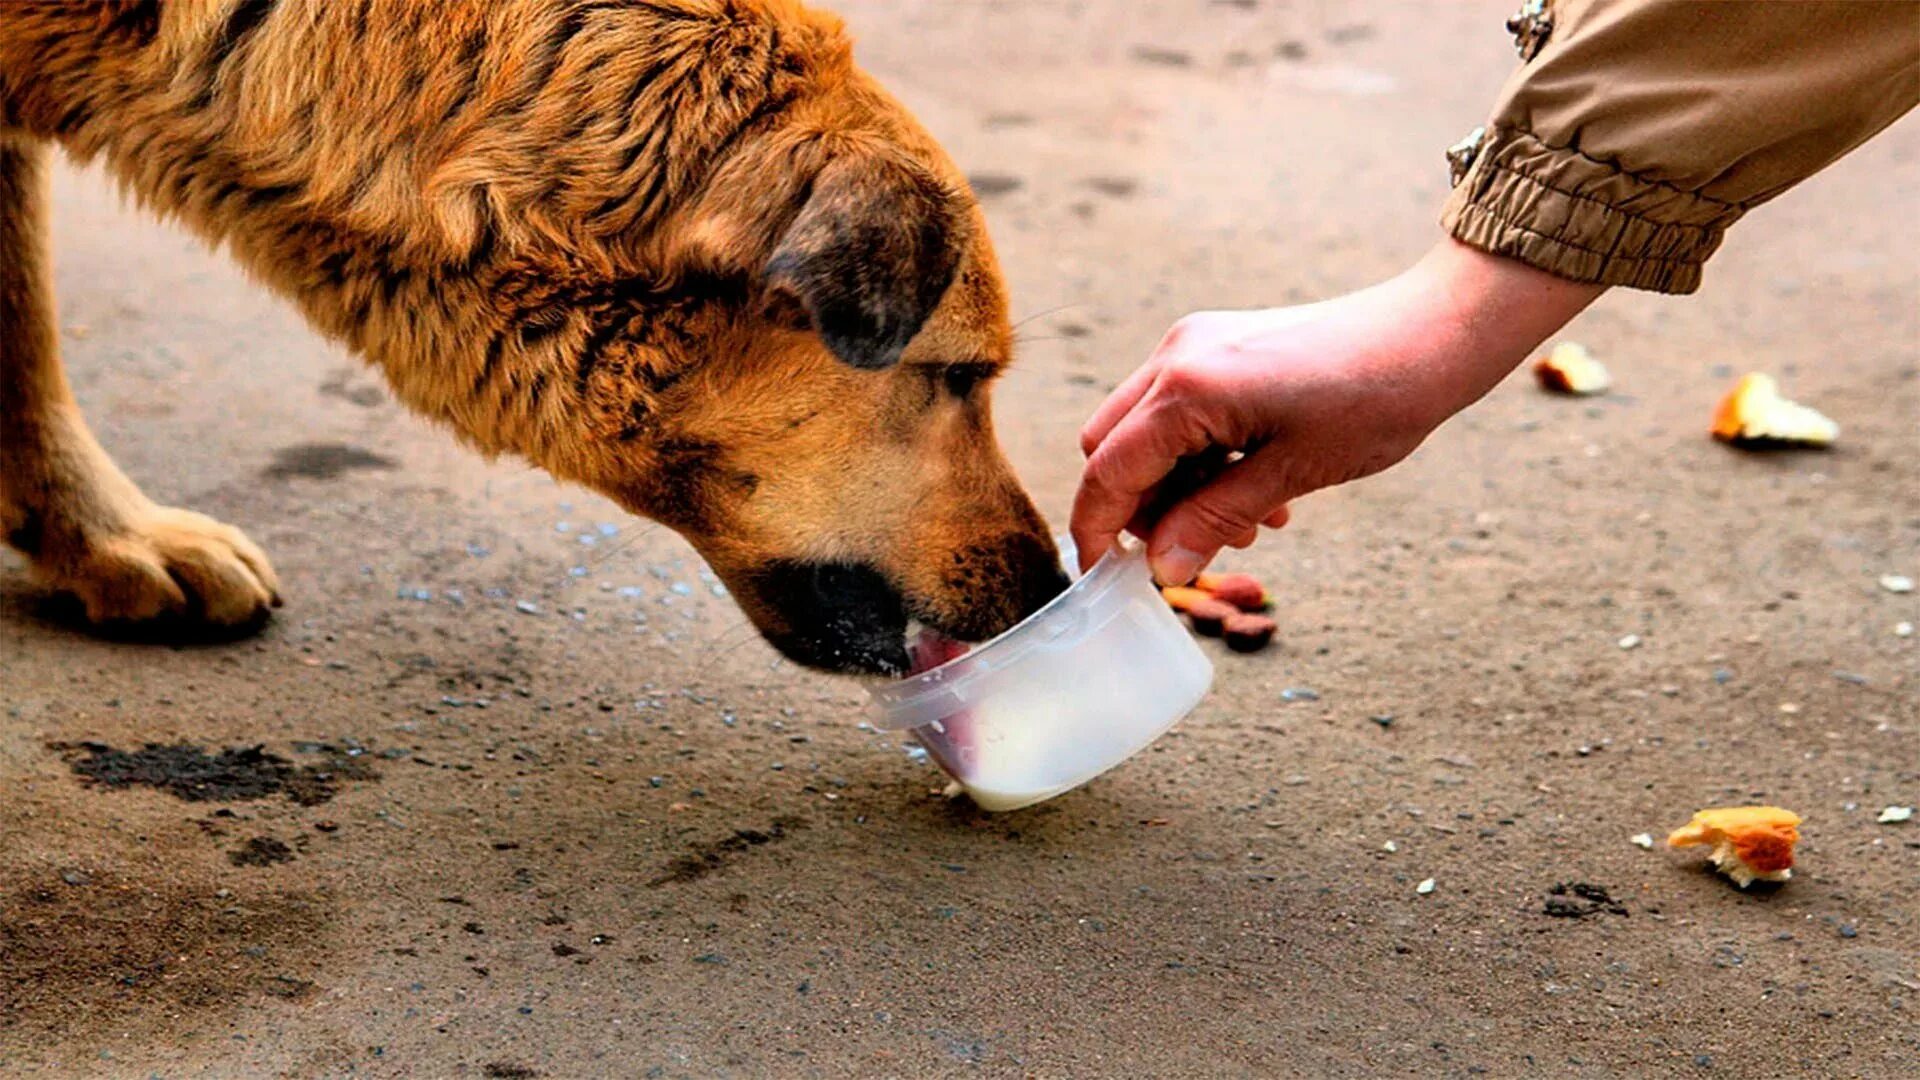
[530,82,1066,675]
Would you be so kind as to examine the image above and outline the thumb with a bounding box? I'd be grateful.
[1145,443,1302,585]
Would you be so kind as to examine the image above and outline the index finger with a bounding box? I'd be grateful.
[1079,355,1164,458]
[1070,400,1208,570]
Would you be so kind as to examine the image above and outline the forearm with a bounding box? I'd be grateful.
[1365,238,1606,438]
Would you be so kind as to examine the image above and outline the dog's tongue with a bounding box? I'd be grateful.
[907,630,971,676]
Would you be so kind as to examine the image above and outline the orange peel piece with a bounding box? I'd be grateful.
[1532,342,1612,396]
[1161,586,1212,613]
[1711,373,1837,448]
[1666,805,1801,887]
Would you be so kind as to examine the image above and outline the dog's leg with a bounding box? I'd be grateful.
[0,135,279,628]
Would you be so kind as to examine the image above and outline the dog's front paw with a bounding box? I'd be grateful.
[44,507,282,629]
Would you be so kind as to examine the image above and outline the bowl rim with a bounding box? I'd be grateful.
[866,538,1142,715]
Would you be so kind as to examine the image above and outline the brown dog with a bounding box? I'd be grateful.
[0,0,1068,675]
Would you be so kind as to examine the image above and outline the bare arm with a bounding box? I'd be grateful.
[1071,239,1604,584]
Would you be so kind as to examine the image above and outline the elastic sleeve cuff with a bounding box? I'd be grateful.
[1440,126,1748,295]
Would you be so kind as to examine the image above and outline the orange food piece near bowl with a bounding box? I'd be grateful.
[1196,573,1269,612]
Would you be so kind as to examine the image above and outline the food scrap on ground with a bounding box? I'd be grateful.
[1184,598,1238,638]
[1532,341,1612,396]
[1160,586,1213,613]
[1223,614,1277,653]
[1667,805,1802,888]
[1162,571,1276,651]
[1710,373,1838,449]
[1195,573,1270,612]
[1630,833,1654,850]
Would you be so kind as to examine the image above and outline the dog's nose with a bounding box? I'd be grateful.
[749,560,912,675]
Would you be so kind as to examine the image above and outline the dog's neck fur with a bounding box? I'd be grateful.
[1,0,850,498]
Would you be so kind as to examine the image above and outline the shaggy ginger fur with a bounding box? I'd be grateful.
[0,0,1066,674]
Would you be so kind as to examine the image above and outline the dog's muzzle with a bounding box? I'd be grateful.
[750,561,914,676]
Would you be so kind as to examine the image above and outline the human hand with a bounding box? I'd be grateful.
[1071,239,1605,584]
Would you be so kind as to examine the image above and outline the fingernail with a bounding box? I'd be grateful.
[1152,546,1204,588]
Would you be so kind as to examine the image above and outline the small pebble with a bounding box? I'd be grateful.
[1617,634,1641,650]
[1879,574,1914,594]
[1877,806,1914,824]
[1630,833,1654,850]
[1370,714,1395,729]
[1381,840,1397,853]
[1896,622,1914,638]
[515,600,540,615]
[1280,687,1320,703]
[1415,878,1436,895]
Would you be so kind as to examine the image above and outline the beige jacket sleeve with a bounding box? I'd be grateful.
[1441,0,1920,293]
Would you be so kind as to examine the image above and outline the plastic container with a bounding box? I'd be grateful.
[867,540,1213,811]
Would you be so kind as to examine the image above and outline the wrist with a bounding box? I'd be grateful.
[1391,238,1606,427]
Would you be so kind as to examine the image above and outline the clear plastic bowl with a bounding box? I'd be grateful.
[866,540,1214,811]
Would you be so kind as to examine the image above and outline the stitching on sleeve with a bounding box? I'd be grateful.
[1498,125,1748,210]
[1479,162,1725,241]
[1455,199,1706,270]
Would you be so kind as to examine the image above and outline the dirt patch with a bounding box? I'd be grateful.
[262,441,397,481]
[968,173,1025,198]
[1542,882,1630,919]
[229,836,296,867]
[56,741,377,806]
[648,818,806,887]
[0,865,326,1046]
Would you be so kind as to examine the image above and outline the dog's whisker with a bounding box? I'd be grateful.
[1011,302,1087,332]
[694,617,763,677]
[585,522,663,569]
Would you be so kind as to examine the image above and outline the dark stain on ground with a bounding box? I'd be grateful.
[1084,176,1139,198]
[967,173,1024,198]
[483,1064,542,1079]
[1130,45,1193,67]
[263,441,398,481]
[230,836,296,867]
[319,367,387,407]
[1543,882,1629,919]
[648,818,806,887]
[0,866,326,1044]
[260,975,317,1001]
[56,741,378,806]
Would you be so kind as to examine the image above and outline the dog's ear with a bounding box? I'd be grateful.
[764,153,965,371]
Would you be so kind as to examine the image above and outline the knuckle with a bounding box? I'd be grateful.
[1184,496,1256,540]
[1154,360,1206,398]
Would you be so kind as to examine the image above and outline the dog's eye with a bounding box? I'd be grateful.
[938,362,998,399]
